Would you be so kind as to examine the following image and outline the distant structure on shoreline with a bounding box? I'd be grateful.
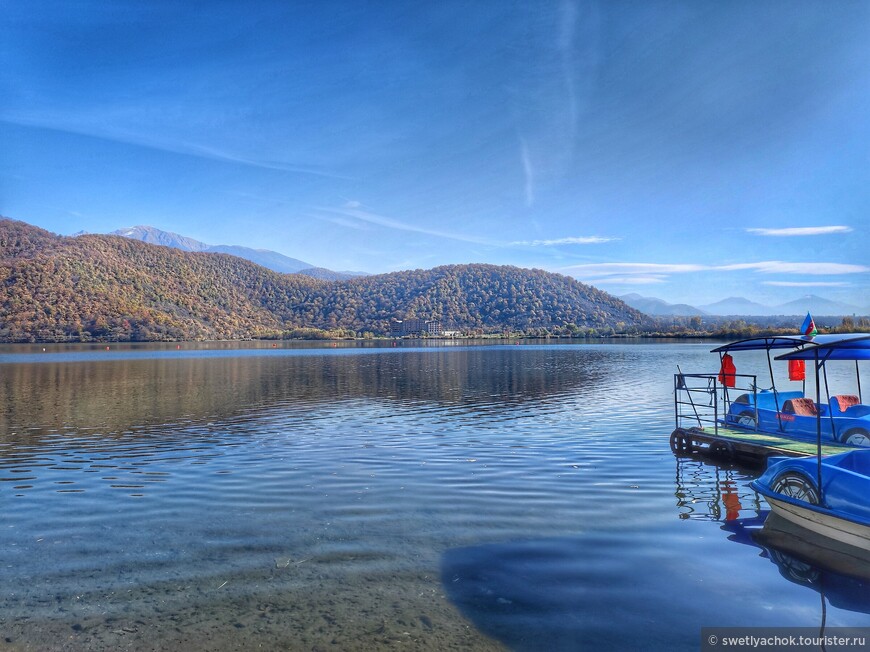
[390,318,443,337]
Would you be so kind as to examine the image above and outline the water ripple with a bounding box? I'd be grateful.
[2,342,868,650]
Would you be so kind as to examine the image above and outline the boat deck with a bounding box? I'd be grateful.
[670,425,854,464]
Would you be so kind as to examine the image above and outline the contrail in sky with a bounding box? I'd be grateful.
[1,115,349,179]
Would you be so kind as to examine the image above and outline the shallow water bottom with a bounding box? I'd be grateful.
[2,566,504,651]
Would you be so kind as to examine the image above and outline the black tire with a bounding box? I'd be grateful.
[709,441,734,460]
[670,431,692,454]
[770,472,819,505]
[842,428,870,447]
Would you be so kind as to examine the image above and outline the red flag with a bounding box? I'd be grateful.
[788,359,805,381]
[718,353,736,388]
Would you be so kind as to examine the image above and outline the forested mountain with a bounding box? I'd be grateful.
[297,267,367,281]
[2,220,319,341]
[0,219,645,342]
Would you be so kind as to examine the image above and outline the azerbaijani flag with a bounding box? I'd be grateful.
[801,312,817,336]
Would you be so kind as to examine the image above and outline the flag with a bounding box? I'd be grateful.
[800,312,817,336]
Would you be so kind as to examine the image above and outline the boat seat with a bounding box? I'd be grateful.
[782,398,818,416]
[750,390,802,409]
[831,394,860,414]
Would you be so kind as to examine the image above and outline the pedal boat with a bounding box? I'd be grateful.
[711,334,870,446]
[751,334,870,551]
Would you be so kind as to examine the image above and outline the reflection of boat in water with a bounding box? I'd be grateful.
[673,455,763,522]
[437,453,870,651]
[673,455,870,618]
[724,513,870,617]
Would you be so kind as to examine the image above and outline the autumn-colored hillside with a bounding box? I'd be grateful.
[0,219,644,342]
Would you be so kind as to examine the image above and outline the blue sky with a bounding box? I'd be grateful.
[2,0,868,308]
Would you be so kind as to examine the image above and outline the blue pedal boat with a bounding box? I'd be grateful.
[751,335,870,550]
[752,450,870,550]
[711,334,870,446]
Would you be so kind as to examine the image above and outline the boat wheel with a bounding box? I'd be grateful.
[736,411,757,429]
[709,441,734,460]
[770,472,819,505]
[842,428,870,447]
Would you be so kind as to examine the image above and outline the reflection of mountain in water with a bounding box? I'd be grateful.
[0,345,610,460]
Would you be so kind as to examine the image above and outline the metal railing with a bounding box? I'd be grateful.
[674,373,758,435]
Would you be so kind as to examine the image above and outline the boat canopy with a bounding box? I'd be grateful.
[710,335,817,353]
[775,334,870,362]
[711,334,870,354]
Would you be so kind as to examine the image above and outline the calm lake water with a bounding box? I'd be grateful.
[2,340,869,651]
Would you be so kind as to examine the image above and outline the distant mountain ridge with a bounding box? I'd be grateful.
[774,295,864,317]
[107,225,365,280]
[698,296,771,315]
[699,294,863,316]
[621,293,864,317]
[619,293,706,317]
[111,226,212,252]
[1,218,644,342]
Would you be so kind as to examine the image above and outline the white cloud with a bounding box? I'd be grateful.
[763,281,850,288]
[318,203,619,251]
[563,263,706,277]
[746,226,853,237]
[512,236,617,246]
[563,260,869,277]
[520,138,535,207]
[315,215,370,231]
[314,205,494,245]
[594,276,667,285]
[738,261,869,275]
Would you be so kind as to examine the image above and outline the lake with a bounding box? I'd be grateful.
[2,341,869,651]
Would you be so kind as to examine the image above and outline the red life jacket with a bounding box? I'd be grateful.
[718,353,736,388]
[788,359,805,381]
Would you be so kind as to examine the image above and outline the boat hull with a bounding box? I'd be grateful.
[763,494,870,551]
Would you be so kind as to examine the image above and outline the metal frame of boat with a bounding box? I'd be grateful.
[750,334,870,551]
